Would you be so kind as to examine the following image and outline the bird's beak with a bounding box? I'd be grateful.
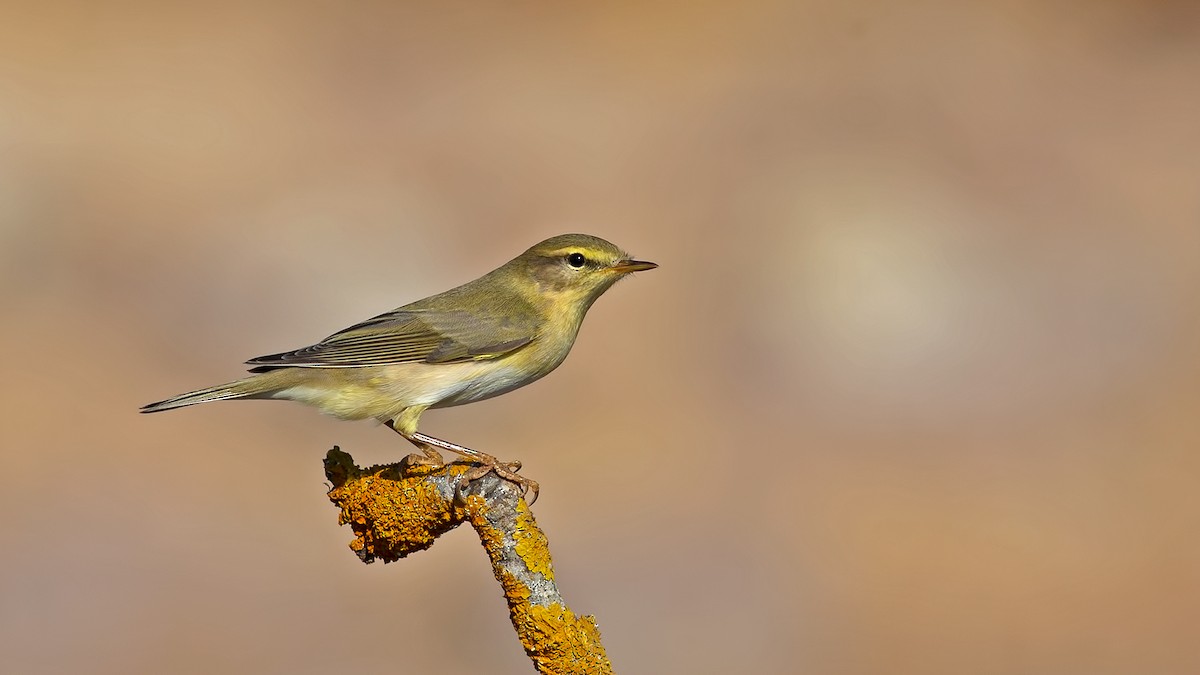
[608,258,658,274]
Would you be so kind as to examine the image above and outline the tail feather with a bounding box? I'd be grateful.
[140,376,277,413]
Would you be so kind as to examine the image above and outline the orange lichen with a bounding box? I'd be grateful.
[324,447,467,562]
[459,494,501,558]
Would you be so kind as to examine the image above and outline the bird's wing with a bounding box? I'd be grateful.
[245,307,537,370]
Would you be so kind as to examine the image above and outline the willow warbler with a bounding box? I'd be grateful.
[141,233,656,502]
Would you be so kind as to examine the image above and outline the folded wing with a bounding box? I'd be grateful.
[245,308,536,370]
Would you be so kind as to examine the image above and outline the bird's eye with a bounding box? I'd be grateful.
[566,252,587,268]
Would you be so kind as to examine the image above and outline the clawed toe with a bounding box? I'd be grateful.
[400,451,443,473]
[457,460,540,505]
[394,428,540,505]
[491,462,539,505]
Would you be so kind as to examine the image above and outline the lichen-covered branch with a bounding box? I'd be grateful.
[324,447,613,675]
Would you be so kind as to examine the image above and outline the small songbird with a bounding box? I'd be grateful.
[141,233,656,502]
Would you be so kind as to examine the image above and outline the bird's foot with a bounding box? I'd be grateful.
[405,430,541,505]
[398,446,445,476]
[460,458,540,505]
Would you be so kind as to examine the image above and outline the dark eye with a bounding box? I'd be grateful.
[566,252,587,268]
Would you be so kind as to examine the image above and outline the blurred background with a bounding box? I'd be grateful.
[2,1,1198,673]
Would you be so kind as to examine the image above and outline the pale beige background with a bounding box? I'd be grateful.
[2,2,1198,674]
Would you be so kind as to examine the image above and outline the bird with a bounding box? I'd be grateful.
[141,233,657,503]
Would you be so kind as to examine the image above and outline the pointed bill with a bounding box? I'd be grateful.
[608,259,658,274]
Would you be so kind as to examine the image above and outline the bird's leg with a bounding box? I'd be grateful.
[384,419,445,468]
[410,431,540,505]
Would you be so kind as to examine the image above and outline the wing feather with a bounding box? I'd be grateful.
[245,307,536,370]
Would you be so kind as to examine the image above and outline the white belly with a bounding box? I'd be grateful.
[271,336,573,419]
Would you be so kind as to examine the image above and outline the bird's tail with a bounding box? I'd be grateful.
[140,375,280,413]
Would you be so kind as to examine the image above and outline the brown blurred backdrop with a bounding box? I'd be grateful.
[2,1,1199,673]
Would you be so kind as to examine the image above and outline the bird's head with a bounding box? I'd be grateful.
[506,233,657,311]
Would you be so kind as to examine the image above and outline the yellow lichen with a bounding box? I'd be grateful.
[513,502,555,581]
[498,569,612,675]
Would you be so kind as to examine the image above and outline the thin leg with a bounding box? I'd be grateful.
[384,420,444,467]
[411,432,512,467]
